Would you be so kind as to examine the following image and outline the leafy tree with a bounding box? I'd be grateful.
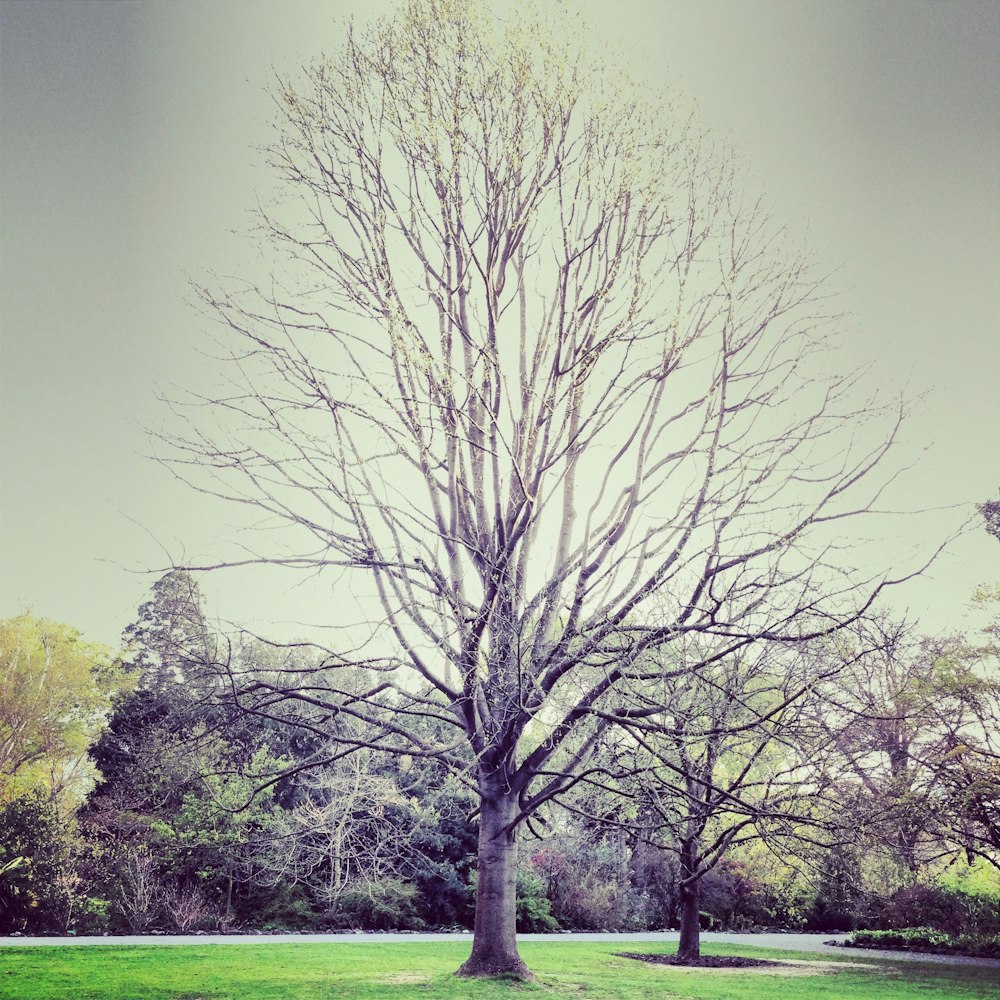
[401,767,478,928]
[121,570,215,694]
[824,615,999,877]
[165,0,923,976]
[83,580,291,931]
[0,614,123,812]
[0,792,71,932]
[84,697,286,932]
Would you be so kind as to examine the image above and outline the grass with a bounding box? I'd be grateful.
[0,939,997,1000]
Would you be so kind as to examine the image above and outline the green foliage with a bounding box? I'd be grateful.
[692,856,808,931]
[847,926,1000,958]
[83,729,287,932]
[120,570,214,691]
[805,843,862,931]
[11,576,987,941]
[515,868,559,932]
[0,792,71,932]
[0,614,125,811]
[73,896,112,934]
[531,835,644,931]
[333,879,425,930]
[398,769,477,927]
[937,856,1000,899]
[464,866,559,933]
[863,881,1000,937]
[82,670,289,931]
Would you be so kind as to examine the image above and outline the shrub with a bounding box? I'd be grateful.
[515,869,559,932]
[251,889,317,931]
[860,882,1000,936]
[955,934,1000,959]
[165,885,213,932]
[846,926,1000,958]
[72,896,111,935]
[849,926,952,949]
[334,879,425,930]
[807,898,857,932]
[531,843,635,930]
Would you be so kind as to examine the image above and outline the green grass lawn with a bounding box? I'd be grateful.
[0,940,996,1000]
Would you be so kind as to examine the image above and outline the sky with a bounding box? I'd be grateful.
[1,0,998,649]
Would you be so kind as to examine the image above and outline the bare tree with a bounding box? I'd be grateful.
[117,848,162,932]
[581,635,856,962]
[164,0,927,977]
[164,884,212,933]
[246,748,421,915]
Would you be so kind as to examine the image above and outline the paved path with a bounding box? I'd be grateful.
[1,930,997,968]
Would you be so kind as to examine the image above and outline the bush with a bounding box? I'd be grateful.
[465,867,559,933]
[955,934,1000,959]
[807,899,857,932]
[849,926,951,949]
[531,843,637,930]
[846,927,1000,958]
[516,869,559,932]
[694,856,815,931]
[250,889,317,931]
[72,897,111,935]
[860,882,1000,937]
[334,879,425,930]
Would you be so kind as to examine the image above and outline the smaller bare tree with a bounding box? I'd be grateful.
[165,885,212,933]
[117,848,162,932]
[584,634,864,963]
[245,748,421,922]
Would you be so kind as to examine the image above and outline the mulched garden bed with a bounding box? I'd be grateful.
[616,952,785,969]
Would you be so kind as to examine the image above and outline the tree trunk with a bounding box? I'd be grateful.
[457,778,531,979]
[676,842,701,964]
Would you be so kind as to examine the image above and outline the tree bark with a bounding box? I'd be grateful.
[676,842,701,964]
[457,778,530,979]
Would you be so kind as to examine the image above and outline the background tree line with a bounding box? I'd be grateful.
[2,569,997,944]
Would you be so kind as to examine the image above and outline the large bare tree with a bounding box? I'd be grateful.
[165,0,925,976]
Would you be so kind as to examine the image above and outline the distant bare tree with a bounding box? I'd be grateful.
[164,884,211,933]
[165,0,929,977]
[117,848,161,932]
[247,749,420,913]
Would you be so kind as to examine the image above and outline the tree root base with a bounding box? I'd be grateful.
[456,957,534,980]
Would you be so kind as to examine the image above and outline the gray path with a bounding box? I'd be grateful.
[1,930,997,967]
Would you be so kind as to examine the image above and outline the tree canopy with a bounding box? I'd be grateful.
[0,613,122,812]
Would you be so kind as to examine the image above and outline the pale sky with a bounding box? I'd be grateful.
[1,0,998,648]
